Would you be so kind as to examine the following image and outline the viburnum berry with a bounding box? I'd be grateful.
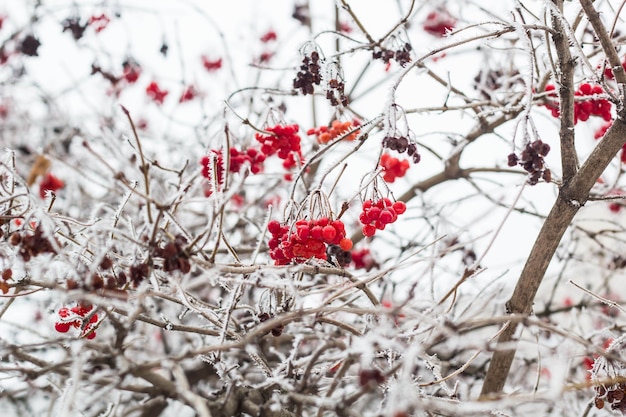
[260,30,277,43]
[179,85,200,103]
[359,198,405,237]
[202,56,222,72]
[62,17,87,40]
[423,10,456,37]
[380,154,410,182]
[146,81,168,105]
[392,201,406,214]
[39,172,64,198]
[19,34,41,57]
[88,14,111,33]
[122,59,141,83]
[351,248,378,270]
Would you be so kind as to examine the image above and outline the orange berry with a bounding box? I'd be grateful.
[339,238,353,251]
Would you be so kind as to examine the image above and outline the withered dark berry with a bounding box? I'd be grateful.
[293,51,322,95]
[19,34,41,56]
[326,244,352,267]
[508,140,551,185]
[62,17,87,40]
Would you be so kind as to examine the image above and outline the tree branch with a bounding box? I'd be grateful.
[480,116,626,397]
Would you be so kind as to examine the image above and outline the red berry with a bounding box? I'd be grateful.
[322,225,337,242]
[55,322,71,333]
[339,238,353,251]
[310,226,323,240]
[362,224,376,237]
[268,220,282,235]
[393,201,406,214]
[367,207,381,222]
[379,209,394,225]
[297,225,310,241]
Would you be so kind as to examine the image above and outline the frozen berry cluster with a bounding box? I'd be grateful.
[307,120,360,144]
[372,42,412,67]
[255,124,304,175]
[594,383,626,412]
[359,198,407,237]
[201,56,222,72]
[326,77,349,107]
[382,135,421,164]
[380,154,410,183]
[153,234,191,274]
[507,139,551,186]
[229,147,266,174]
[543,83,612,123]
[423,10,457,37]
[54,304,98,339]
[9,225,58,261]
[293,51,322,95]
[267,217,352,265]
[146,81,168,105]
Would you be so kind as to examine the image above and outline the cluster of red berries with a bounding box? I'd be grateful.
[544,83,612,123]
[201,56,222,72]
[200,147,265,196]
[594,383,626,412]
[267,217,352,265]
[293,51,322,95]
[307,120,360,144]
[350,248,378,271]
[359,198,407,237]
[507,139,551,186]
[39,172,64,198]
[260,30,277,43]
[422,10,457,37]
[88,14,110,33]
[54,304,98,339]
[9,225,58,261]
[122,59,141,84]
[178,85,199,103]
[230,147,266,174]
[380,154,410,183]
[254,124,303,175]
[146,81,168,105]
